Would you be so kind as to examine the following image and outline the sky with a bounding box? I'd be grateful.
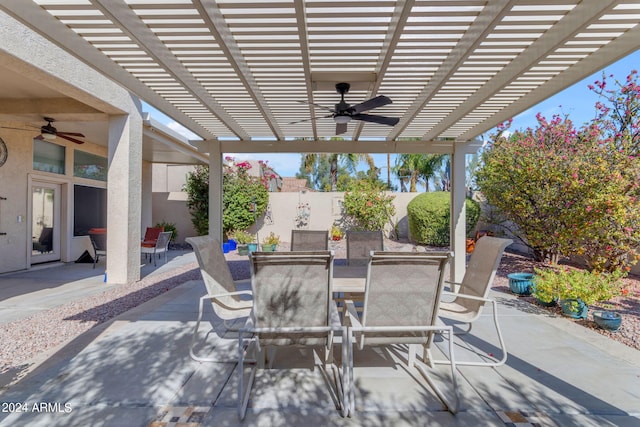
[144,49,640,188]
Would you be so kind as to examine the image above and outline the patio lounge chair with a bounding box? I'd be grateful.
[346,230,383,266]
[344,251,458,416]
[186,235,253,362]
[238,251,347,420]
[290,229,328,251]
[140,231,172,266]
[88,229,107,269]
[435,236,513,367]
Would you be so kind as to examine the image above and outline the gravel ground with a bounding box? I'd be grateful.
[2,239,638,389]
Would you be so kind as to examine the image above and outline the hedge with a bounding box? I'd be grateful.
[407,191,480,246]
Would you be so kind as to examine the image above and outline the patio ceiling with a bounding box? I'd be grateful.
[2,0,639,154]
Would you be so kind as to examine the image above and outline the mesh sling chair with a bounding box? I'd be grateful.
[344,251,459,416]
[140,231,172,266]
[238,251,348,420]
[141,226,163,260]
[186,235,253,362]
[290,229,329,251]
[346,230,384,266]
[434,236,513,367]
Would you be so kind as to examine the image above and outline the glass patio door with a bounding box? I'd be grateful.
[31,182,61,264]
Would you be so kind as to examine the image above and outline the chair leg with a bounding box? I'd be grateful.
[341,328,350,417]
[416,327,459,414]
[189,297,238,363]
[347,329,355,417]
[238,332,258,421]
[433,301,507,367]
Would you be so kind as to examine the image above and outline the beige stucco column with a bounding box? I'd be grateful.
[450,142,468,287]
[107,111,143,284]
[208,139,223,242]
[141,160,153,234]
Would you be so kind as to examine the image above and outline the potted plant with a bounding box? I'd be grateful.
[507,272,535,295]
[533,267,624,318]
[261,232,280,252]
[233,230,253,255]
[330,225,344,241]
[592,310,622,331]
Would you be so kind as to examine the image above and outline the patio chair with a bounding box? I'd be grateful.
[186,235,253,362]
[238,251,347,420]
[435,236,513,367]
[343,251,458,416]
[140,231,172,266]
[32,227,54,253]
[88,229,107,269]
[141,226,163,259]
[290,229,328,251]
[346,230,384,266]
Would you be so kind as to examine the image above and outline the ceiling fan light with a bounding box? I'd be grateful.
[334,115,351,124]
[41,131,56,141]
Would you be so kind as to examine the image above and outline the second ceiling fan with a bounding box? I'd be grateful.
[38,117,86,144]
[293,83,399,135]
[0,117,86,144]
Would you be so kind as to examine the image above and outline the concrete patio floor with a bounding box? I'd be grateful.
[1,255,639,426]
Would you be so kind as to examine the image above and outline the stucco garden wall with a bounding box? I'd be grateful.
[152,191,197,244]
[154,190,420,246]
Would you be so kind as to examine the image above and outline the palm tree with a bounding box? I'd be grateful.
[302,153,376,191]
[393,154,446,192]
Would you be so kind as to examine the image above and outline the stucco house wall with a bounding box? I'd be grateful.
[0,124,111,273]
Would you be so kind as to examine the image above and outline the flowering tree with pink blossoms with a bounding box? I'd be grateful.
[477,71,640,272]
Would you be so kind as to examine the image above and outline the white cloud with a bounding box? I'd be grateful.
[166,121,200,140]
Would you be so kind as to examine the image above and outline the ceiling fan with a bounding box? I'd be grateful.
[0,117,86,144]
[291,83,400,135]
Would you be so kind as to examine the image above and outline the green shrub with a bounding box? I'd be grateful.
[533,267,624,306]
[342,180,396,232]
[184,160,269,237]
[407,192,480,246]
[476,71,640,271]
[184,165,209,235]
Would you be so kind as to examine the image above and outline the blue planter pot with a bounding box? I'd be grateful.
[560,298,588,319]
[508,272,534,295]
[228,239,237,251]
[592,310,622,331]
[247,243,258,254]
[222,242,230,253]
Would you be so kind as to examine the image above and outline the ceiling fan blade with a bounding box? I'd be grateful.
[287,114,333,125]
[351,113,399,126]
[58,134,85,144]
[58,131,85,137]
[351,95,392,114]
[295,100,335,112]
[336,122,348,135]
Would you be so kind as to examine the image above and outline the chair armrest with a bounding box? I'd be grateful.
[201,290,253,302]
[440,290,491,303]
